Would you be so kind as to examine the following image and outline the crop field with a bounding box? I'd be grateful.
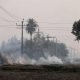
[0,64,80,80]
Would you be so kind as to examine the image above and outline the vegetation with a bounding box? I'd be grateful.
[0,18,78,80]
[24,32,68,61]
[1,64,80,72]
[72,20,80,41]
[0,65,80,80]
[26,18,38,44]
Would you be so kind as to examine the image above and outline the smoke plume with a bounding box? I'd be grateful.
[0,36,69,65]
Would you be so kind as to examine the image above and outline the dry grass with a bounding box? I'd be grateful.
[0,64,80,80]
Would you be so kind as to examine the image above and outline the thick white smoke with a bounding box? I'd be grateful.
[32,56,63,65]
[0,37,63,65]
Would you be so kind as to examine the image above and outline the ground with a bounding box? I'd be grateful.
[0,64,79,80]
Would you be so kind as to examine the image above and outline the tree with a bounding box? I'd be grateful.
[72,20,80,41]
[26,18,38,45]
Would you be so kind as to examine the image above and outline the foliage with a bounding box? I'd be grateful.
[24,33,68,61]
[72,20,80,41]
[26,18,38,41]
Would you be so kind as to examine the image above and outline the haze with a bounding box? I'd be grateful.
[0,0,80,54]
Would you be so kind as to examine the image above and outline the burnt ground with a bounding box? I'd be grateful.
[0,64,80,80]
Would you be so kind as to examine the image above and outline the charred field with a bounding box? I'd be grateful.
[0,64,79,80]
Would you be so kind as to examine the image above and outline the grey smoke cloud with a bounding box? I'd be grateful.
[0,36,79,64]
[0,37,64,64]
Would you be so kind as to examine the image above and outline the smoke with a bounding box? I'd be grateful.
[32,56,63,65]
[0,36,69,65]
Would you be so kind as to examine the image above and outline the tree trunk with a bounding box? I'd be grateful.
[30,34,33,49]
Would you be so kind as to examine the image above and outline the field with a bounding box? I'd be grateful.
[0,64,80,80]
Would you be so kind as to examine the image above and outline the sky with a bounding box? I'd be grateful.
[0,0,80,54]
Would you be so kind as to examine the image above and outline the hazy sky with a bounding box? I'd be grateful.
[0,0,80,53]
